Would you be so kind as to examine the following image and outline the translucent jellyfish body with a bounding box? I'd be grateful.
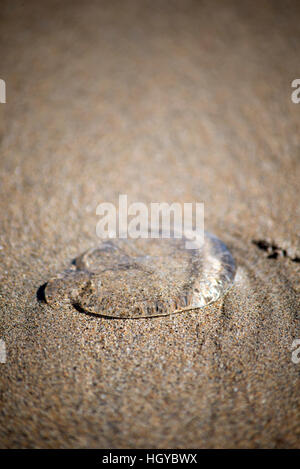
[44,232,236,318]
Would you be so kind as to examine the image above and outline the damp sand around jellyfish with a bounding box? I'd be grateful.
[44,231,236,318]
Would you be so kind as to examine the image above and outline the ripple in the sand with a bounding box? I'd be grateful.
[44,232,236,318]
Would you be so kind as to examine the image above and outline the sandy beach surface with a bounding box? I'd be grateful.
[0,0,299,448]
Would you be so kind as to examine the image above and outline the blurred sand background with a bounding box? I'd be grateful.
[0,0,299,448]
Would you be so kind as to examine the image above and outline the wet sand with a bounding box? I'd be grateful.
[0,0,299,448]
